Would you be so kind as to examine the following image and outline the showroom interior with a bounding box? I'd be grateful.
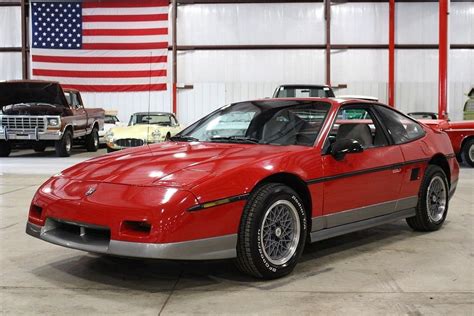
[0,0,473,314]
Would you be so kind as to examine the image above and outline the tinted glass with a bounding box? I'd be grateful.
[180,101,331,146]
[275,86,335,98]
[327,107,388,149]
[129,114,172,126]
[104,115,117,124]
[375,106,425,144]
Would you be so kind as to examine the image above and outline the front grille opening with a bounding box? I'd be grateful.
[114,138,145,147]
[120,220,152,237]
[45,218,111,247]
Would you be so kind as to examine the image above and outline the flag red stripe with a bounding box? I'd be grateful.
[82,42,168,50]
[83,28,168,36]
[33,69,166,78]
[82,14,168,22]
[82,1,169,9]
[61,84,167,92]
[32,55,167,64]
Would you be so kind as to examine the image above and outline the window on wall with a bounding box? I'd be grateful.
[375,105,425,144]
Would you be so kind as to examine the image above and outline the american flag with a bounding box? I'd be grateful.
[30,0,169,92]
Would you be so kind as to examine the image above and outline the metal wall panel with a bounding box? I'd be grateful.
[451,3,474,45]
[331,3,389,44]
[177,3,325,45]
[0,7,21,47]
[0,52,22,80]
[396,2,438,44]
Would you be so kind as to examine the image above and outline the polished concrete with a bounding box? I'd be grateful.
[1,149,473,315]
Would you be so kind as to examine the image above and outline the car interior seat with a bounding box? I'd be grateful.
[336,123,373,148]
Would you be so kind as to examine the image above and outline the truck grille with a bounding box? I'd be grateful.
[114,138,145,147]
[1,116,46,132]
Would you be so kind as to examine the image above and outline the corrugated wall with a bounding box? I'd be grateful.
[0,2,473,124]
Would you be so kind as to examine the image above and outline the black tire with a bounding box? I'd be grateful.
[165,133,171,141]
[235,183,307,279]
[406,165,449,231]
[55,130,73,157]
[106,147,116,153]
[461,138,474,167]
[85,127,99,152]
[32,142,46,152]
[0,140,11,157]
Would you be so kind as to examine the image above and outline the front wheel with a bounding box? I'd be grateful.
[0,140,11,157]
[55,130,73,157]
[235,183,307,279]
[461,138,474,167]
[406,165,449,231]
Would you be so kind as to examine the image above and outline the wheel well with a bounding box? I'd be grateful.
[255,173,312,229]
[461,136,474,151]
[64,125,73,136]
[429,154,451,186]
[93,122,99,130]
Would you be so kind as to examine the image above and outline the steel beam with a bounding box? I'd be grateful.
[388,0,395,107]
[438,0,449,120]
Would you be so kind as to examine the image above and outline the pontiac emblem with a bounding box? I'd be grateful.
[85,186,96,196]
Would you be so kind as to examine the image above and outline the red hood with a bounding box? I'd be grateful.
[59,142,292,187]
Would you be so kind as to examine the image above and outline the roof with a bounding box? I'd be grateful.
[132,112,174,116]
[277,84,332,89]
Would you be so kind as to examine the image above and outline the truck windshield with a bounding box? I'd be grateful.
[177,100,331,146]
[274,86,335,98]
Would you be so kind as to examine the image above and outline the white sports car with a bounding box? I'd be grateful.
[105,112,182,152]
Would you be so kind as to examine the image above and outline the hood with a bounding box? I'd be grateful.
[110,124,160,138]
[0,81,69,112]
[59,142,292,187]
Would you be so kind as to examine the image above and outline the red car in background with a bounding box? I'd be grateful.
[26,99,459,279]
[418,119,474,167]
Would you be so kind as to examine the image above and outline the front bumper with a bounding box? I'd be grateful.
[1,129,62,141]
[26,220,237,260]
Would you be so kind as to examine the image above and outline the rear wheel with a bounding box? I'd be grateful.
[85,127,99,152]
[55,130,73,157]
[0,141,11,157]
[235,183,307,279]
[461,138,474,167]
[406,165,449,231]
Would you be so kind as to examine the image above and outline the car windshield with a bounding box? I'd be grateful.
[129,114,172,126]
[177,100,331,146]
[104,115,117,124]
[274,86,335,98]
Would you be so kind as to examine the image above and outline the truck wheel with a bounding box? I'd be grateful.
[0,141,11,157]
[85,127,99,152]
[55,130,73,157]
[235,183,307,279]
[461,138,474,167]
[406,165,449,231]
[33,142,46,152]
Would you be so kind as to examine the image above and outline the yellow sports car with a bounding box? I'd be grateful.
[105,112,182,152]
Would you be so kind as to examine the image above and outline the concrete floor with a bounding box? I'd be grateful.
[1,149,473,315]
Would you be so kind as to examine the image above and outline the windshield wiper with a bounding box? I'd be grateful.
[169,135,200,142]
[209,136,260,144]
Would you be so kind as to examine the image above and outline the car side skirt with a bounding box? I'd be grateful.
[26,221,237,260]
[310,196,418,243]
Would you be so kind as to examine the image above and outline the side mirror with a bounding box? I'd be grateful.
[330,138,364,161]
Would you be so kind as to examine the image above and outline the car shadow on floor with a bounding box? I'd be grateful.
[8,147,107,158]
[31,221,420,292]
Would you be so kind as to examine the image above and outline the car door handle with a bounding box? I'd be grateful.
[392,168,402,173]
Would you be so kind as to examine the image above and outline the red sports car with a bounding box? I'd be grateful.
[27,99,459,279]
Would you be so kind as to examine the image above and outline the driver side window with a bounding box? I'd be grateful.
[327,106,388,150]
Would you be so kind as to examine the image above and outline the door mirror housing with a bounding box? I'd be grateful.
[330,138,364,161]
